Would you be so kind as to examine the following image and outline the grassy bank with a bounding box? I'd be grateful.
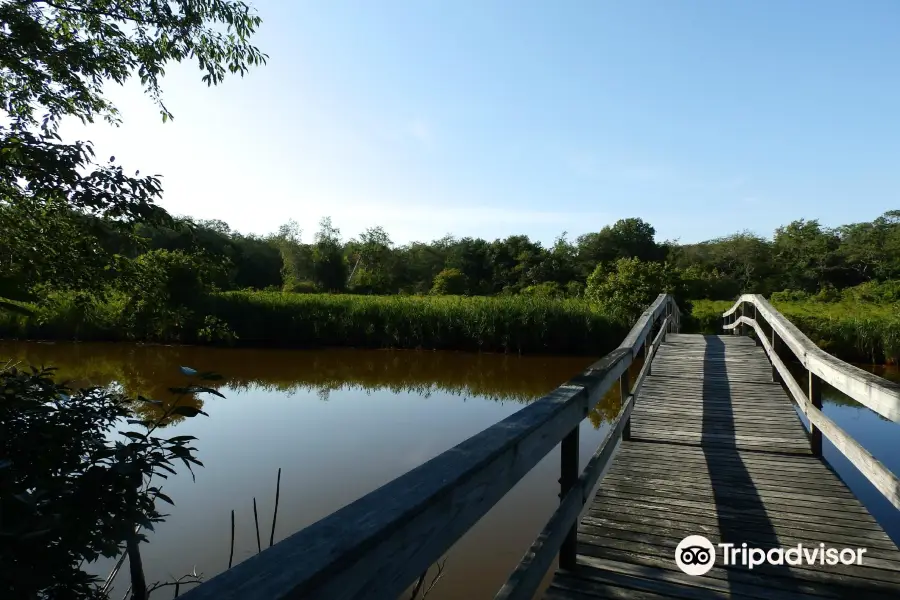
[4,290,898,363]
[690,299,900,364]
[0,291,628,356]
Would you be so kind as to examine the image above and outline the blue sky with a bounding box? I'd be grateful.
[60,1,900,246]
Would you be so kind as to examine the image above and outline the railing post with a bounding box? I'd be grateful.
[559,425,579,570]
[809,371,823,456]
[752,304,759,346]
[738,302,746,336]
[620,368,632,440]
[772,329,781,383]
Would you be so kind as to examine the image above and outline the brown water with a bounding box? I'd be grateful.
[1,341,632,599]
[5,341,897,599]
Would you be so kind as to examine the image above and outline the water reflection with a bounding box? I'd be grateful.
[786,361,900,545]
[6,338,894,596]
[0,341,625,599]
[1,342,626,413]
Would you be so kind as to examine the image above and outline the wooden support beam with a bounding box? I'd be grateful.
[558,425,579,570]
[771,328,780,383]
[620,369,632,441]
[809,370,823,456]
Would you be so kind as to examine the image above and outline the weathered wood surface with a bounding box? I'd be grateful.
[727,315,900,511]
[548,333,900,599]
[724,295,900,422]
[179,298,678,600]
[497,315,674,600]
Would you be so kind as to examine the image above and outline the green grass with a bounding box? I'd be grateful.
[689,298,900,364]
[686,300,735,334]
[4,290,898,363]
[0,291,628,356]
[207,291,627,355]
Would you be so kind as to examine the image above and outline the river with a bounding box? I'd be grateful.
[2,341,898,599]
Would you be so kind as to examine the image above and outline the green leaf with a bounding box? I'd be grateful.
[154,491,175,505]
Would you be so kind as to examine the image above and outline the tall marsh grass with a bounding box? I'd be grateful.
[4,290,897,362]
[689,299,900,364]
[0,291,628,356]
[207,291,627,354]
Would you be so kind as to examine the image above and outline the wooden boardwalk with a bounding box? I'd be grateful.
[547,333,900,599]
[179,295,900,600]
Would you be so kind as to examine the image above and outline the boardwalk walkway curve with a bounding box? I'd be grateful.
[179,294,900,600]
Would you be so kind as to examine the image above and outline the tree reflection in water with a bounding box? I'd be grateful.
[0,341,629,429]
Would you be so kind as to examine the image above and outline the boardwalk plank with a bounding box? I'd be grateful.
[548,334,900,600]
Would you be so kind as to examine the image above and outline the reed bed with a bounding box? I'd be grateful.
[207,291,626,355]
[0,291,627,356]
[4,290,896,362]
[689,299,900,364]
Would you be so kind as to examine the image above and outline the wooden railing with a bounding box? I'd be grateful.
[723,295,900,511]
[179,294,681,600]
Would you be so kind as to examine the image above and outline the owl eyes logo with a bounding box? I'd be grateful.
[675,535,716,575]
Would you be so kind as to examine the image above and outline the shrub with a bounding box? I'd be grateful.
[679,266,737,300]
[283,279,319,294]
[565,281,585,298]
[770,289,810,303]
[841,280,900,303]
[430,268,467,296]
[685,299,734,334]
[1,365,214,598]
[585,258,683,323]
[122,249,230,341]
[814,285,842,303]
[521,282,565,298]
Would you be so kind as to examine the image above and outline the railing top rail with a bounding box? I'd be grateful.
[724,312,900,510]
[180,294,679,600]
[723,294,900,423]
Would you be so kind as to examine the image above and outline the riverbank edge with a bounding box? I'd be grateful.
[2,293,897,364]
[0,291,631,357]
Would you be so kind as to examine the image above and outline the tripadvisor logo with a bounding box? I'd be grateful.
[675,535,868,575]
[675,535,716,575]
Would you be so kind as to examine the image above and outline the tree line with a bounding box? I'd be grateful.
[55,209,899,301]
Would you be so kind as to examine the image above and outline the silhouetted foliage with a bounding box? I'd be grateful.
[1,0,266,309]
[0,364,221,598]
